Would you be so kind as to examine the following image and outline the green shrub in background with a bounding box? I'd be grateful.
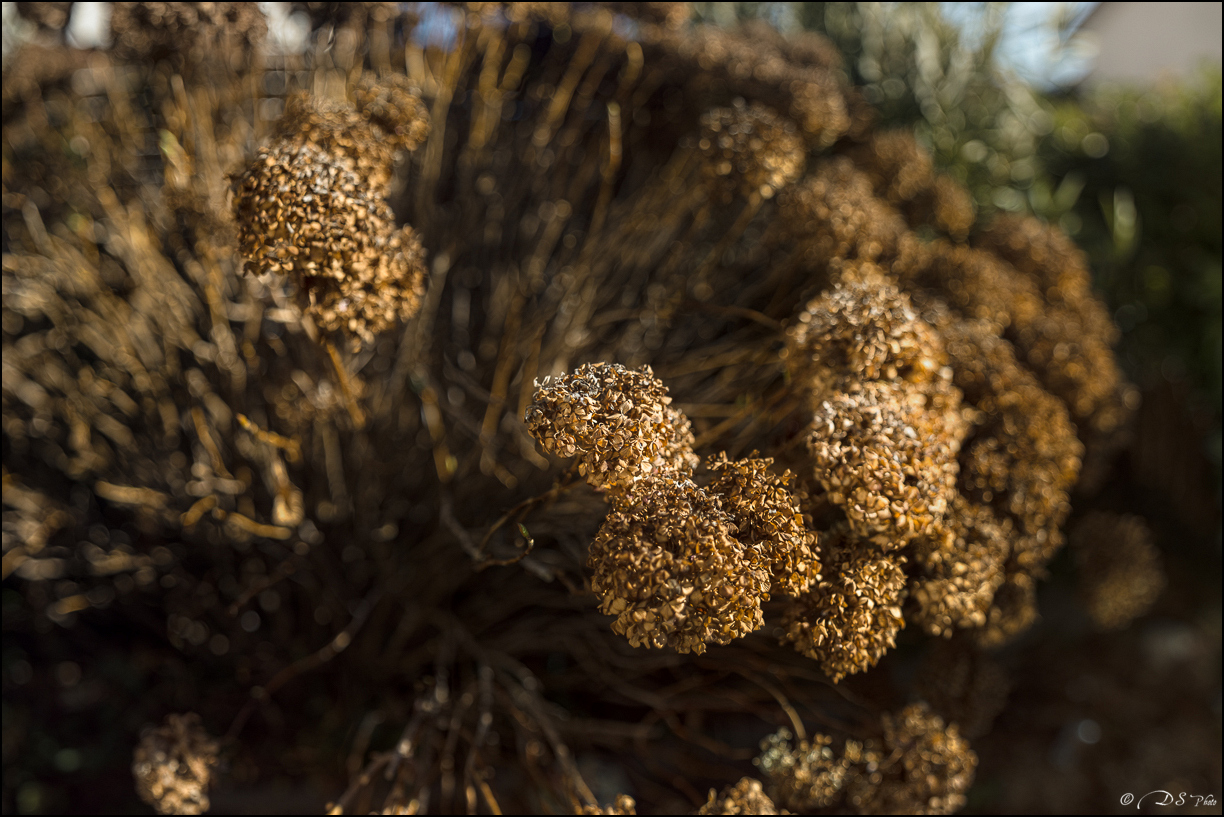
[1040,71,1222,485]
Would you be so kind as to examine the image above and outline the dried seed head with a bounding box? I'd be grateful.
[706,452,820,596]
[974,570,1039,649]
[525,363,697,494]
[696,776,779,815]
[131,713,219,815]
[806,379,965,547]
[848,702,978,816]
[778,158,907,261]
[757,728,878,811]
[589,475,768,654]
[908,497,1011,636]
[233,89,430,348]
[698,101,805,200]
[1072,512,1165,631]
[788,267,947,391]
[110,2,268,64]
[780,531,907,681]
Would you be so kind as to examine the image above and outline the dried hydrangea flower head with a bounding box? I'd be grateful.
[525,363,698,494]
[978,214,1128,434]
[578,794,637,815]
[780,530,907,681]
[974,570,1039,649]
[787,266,946,392]
[806,380,964,546]
[779,158,907,261]
[131,713,219,816]
[696,776,780,815]
[589,475,768,654]
[850,702,978,816]
[757,728,879,811]
[792,272,966,547]
[908,497,1010,637]
[698,101,806,200]
[232,84,430,348]
[1072,512,1165,631]
[110,2,267,64]
[706,452,820,596]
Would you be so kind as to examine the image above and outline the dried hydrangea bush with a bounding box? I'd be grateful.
[1,2,1160,814]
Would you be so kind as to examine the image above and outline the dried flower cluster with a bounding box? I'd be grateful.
[757,728,877,811]
[131,713,219,815]
[1072,511,1165,630]
[524,363,698,493]
[698,101,806,200]
[232,83,430,347]
[527,364,817,653]
[780,527,908,681]
[696,777,780,815]
[758,702,976,815]
[110,2,268,65]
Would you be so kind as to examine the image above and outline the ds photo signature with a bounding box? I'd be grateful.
[1120,791,1219,808]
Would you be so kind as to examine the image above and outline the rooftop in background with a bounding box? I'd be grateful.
[1076,1,1222,85]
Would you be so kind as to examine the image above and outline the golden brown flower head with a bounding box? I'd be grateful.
[757,728,878,811]
[578,794,637,815]
[131,713,219,816]
[850,131,935,206]
[525,363,698,493]
[232,138,427,347]
[698,101,806,200]
[974,570,1039,648]
[909,497,1010,636]
[778,158,907,261]
[110,2,267,64]
[806,380,965,547]
[706,452,820,596]
[589,475,768,654]
[1072,512,1165,631]
[852,702,978,816]
[787,269,946,390]
[696,776,780,815]
[350,73,432,155]
[781,532,907,681]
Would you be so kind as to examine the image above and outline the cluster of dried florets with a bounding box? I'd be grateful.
[232,80,430,347]
[110,2,268,64]
[589,474,769,652]
[526,364,818,653]
[850,132,976,241]
[696,777,780,814]
[698,101,806,201]
[1071,512,1165,630]
[780,526,907,681]
[131,713,219,816]
[771,126,1129,663]
[525,363,698,493]
[757,728,877,811]
[758,702,976,815]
